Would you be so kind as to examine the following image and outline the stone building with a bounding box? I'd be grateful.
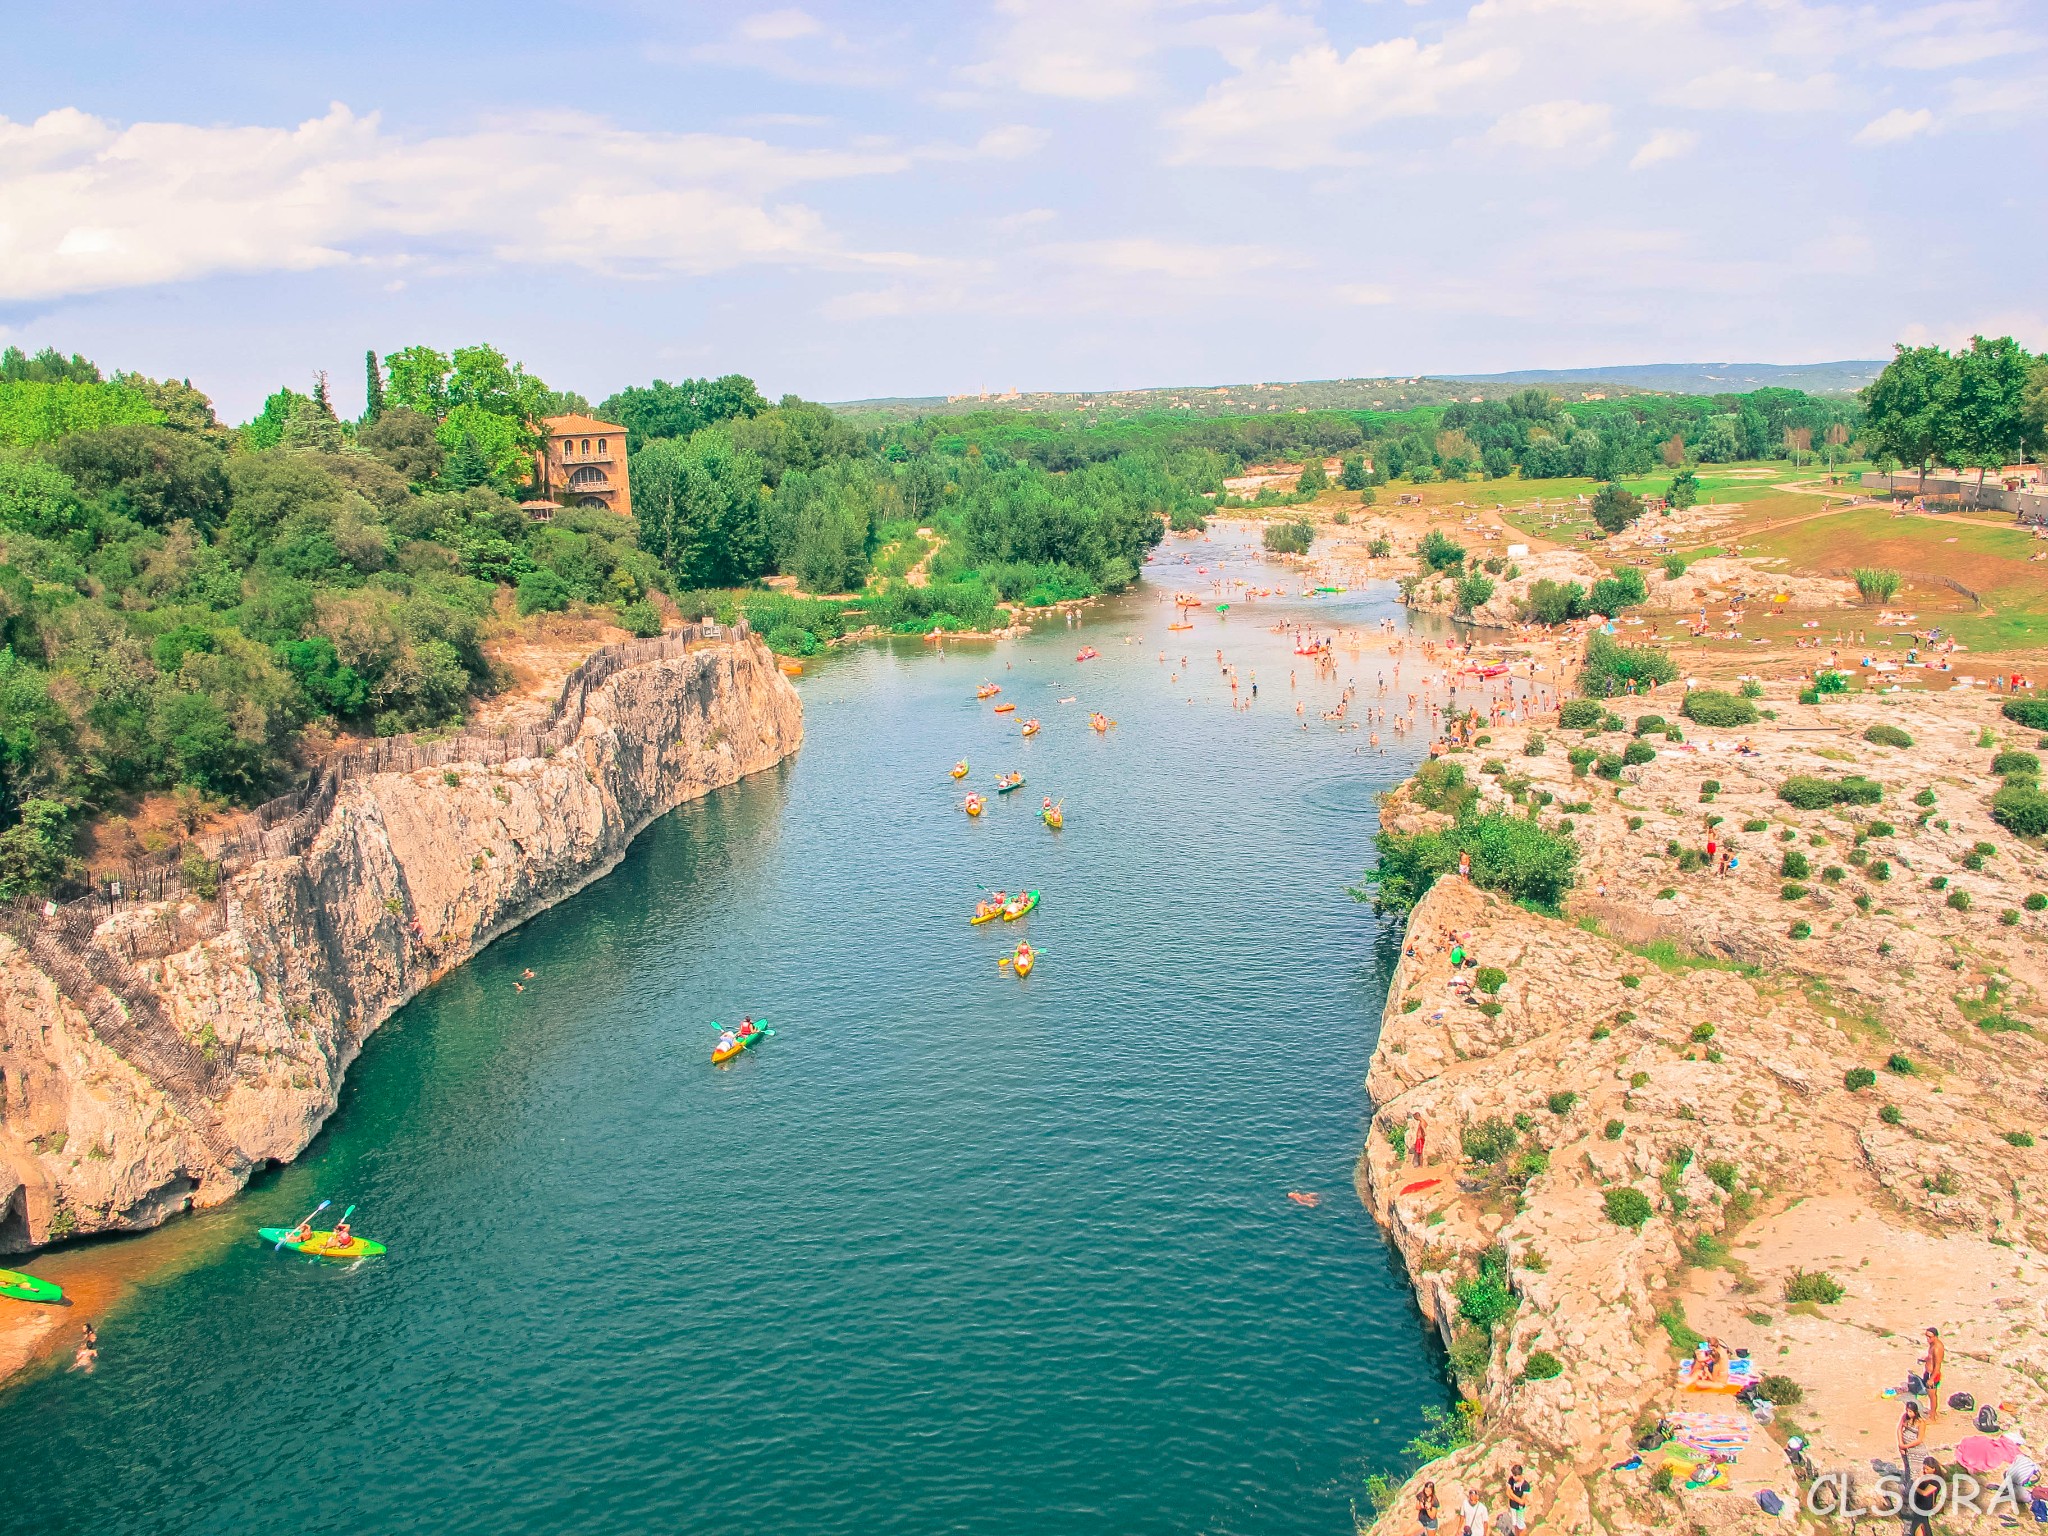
[535,413,632,519]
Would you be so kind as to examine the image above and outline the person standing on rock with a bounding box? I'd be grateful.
[1459,1487,1490,1536]
[1898,1400,1926,1482]
[1504,1465,1530,1533]
[1922,1327,1945,1419]
[1415,1479,1440,1535]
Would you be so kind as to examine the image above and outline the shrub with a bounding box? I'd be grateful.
[1887,1054,1914,1074]
[1522,733,1546,757]
[1587,566,1649,616]
[1780,851,1810,879]
[1604,1187,1653,1228]
[1946,889,1972,912]
[1756,1374,1804,1405]
[1682,689,1758,727]
[1261,520,1314,555]
[1634,714,1667,736]
[1862,724,1912,748]
[1879,1103,1904,1125]
[1844,1067,1877,1091]
[1559,698,1605,730]
[2007,1131,2036,1148]
[1868,820,1895,837]
[1461,1116,1518,1165]
[1740,679,1764,698]
[1852,567,1902,601]
[1548,1089,1579,1116]
[1362,812,1579,914]
[1913,787,1936,807]
[1454,1252,1518,1330]
[1603,1118,1625,1141]
[1455,571,1496,613]
[1704,1158,1737,1191]
[1521,1349,1563,1382]
[1780,883,1808,900]
[1621,974,1640,989]
[1789,919,1812,939]
[1992,782,2048,837]
[1742,818,1767,832]
[1784,1268,1844,1304]
[1649,1467,1675,1496]
[1475,966,1507,994]
[1994,750,2042,777]
[1691,1023,1715,1042]
[2028,893,2047,911]
[1779,774,1882,810]
[2003,698,2048,731]
[1622,739,1656,767]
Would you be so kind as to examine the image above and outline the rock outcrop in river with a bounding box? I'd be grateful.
[0,628,801,1253]
[1358,685,2048,1534]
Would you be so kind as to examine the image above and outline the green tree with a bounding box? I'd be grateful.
[359,406,445,485]
[599,376,769,453]
[441,430,498,490]
[631,430,770,587]
[1297,457,1328,494]
[1590,482,1642,534]
[383,346,452,417]
[1668,468,1698,508]
[363,350,386,423]
[49,424,231,533]
[1339,454,1368,490]
[1953,335,2039,484]
[1862,344,1959,491]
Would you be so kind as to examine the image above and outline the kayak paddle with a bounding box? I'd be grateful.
[275,1199,329,1250]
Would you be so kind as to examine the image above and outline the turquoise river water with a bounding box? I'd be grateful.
[2,537,1457,1534]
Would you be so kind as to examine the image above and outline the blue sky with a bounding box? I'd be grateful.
[4,0,2042,419]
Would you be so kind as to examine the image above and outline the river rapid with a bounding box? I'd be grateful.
[2,533,1457,1535]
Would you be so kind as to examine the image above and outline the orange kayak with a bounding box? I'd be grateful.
[993,703,1016,713]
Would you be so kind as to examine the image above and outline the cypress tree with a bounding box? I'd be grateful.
[364,350,386,422]
[311,370,335,418]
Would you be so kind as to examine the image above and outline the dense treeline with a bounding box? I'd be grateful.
[0,345,665,897]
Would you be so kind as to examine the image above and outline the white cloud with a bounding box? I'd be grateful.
[1038,237,1297,284]
[0,105,920,302]
[677,8,895,85]
[1168,38,1517,167]
[974,124,1051,159]
[736,8,823,43]
[1666,66,1841,112]
[1853,107,1935,146]
[1628,127,1699,169]
[1483,98,1613,154]
[991,208,1059,233]
[965,0,1167,100]
[1335,283,1396,305]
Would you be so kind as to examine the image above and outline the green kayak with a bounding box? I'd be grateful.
[258,1228,387,1260]
[0,1268,63,1303]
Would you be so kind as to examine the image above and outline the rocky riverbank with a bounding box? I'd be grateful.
[1358,683,2048,1533]
[0,630,800,1364]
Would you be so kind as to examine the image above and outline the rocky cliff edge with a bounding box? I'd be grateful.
[0,631,801,1257]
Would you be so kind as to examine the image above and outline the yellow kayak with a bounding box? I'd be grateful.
[1012,944,1035,977]
[964,795,984,817]
[950,761,970,778]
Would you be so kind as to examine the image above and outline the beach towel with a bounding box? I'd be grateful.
[1957,1435,2022,1475]
[1672,1411,1754,1455]
[1678,1356,1759,1392]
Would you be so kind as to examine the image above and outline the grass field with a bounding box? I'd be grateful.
[1747,506,2048,653]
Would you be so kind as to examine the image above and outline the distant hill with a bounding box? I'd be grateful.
[1443,361,1885,397]
[826,361,1882,422]
[828,375,1649,424]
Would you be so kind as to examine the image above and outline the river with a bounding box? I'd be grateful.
[1,533,1456,1535]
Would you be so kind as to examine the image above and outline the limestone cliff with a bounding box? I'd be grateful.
[1357,686,2048,1534]
[0,631,801,1252]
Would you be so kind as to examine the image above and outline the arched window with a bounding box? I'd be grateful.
[597,438,608,457]
[569,466,609,489]
[581,438,591,455]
